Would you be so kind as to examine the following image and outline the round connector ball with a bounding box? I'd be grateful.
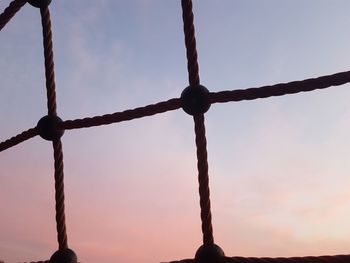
[181,85,211,116]
[49,248,77,263]
[28,0,52,8]
[195,243,225,263]
[37,115,64,141]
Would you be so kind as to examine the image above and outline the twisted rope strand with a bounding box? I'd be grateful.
[2,0,350,261]
[181,0,215,246]
[60,98,181,130]
[0,127,38,152]
[194,114,214,245]
[168,255,350,263]
[2,70,349,153]
[53,139,68,250]
[181,0,200,86]
[40,6,68,250]
[23,261,50,263]
[210,70,350,104]
[0,0,26,31]
[40,6,57,116]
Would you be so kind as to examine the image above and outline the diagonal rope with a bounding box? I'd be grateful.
[2,70,349,153]
[0,127,38,152]
[60,98,181,130]
[40,6,68,250]
[0,0,27,31]
[181,0,214,246]
[209,70,350,104]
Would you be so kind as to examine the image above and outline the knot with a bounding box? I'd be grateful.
[195,243,225,263]
[181,85,211,116]
[49,248,77,263]
[37,115,64,141]
[28,0,52,8]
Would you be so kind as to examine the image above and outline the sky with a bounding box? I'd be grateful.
[1,0,350,262]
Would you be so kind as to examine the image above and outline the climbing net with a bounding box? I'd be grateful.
[1,1,350,262]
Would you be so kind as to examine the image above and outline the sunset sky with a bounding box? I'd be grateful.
[1,1,350,262]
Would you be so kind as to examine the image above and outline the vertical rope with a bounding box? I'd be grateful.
[40,6,57,116]
[53,139,68,250]
[181,0,214,246]
[0,0,27,31]
[40,6,68,250]
[194,114,214,245]
[181,0,200,87]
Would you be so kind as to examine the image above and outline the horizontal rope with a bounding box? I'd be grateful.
[210,70,350,104]
[0,127,38,152]
[0,0,27,31]
[60,98,181,130]
[168,255,350,263]
[2,69,350,152]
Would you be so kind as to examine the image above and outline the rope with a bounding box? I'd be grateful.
[210,70,350,104]
[0,127,37,152]
[181,0,200,86]
[40,6,57,116]
[1,0,350,262]
[0,0,26,31]
[1,68,350,151]
[181,0,214,246]
[2,70,350,151]
[23,261,49,263]
[53,139,68,250]
[168,255,350,263]
[60,98,181,130]
[40,6,68,250]
[194,114,214,245]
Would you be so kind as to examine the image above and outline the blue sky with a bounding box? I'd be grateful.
[1,1,350,263]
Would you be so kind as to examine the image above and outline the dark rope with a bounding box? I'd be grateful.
[2,69,350,151]
[53,139,68,250]
[0,0,26,31]
[210,70,350,104]
[194,114,214,245]
[23,261,50,263]
[181,0,200,86]
[40,6,68,250]
[168,255,350,263]
[1,68,350,151]
[0,127,38,152]
[181,0,214,246]
[1,1,350,262]
[40,6,57,116]
[60,98,181,130]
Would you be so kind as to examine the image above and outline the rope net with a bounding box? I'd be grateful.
[1,0,349,262]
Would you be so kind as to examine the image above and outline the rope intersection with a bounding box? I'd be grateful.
[1,0,350,262]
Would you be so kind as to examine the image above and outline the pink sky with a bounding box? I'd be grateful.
[2,1,350,262]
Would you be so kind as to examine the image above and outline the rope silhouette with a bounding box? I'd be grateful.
[1,0,350,262]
